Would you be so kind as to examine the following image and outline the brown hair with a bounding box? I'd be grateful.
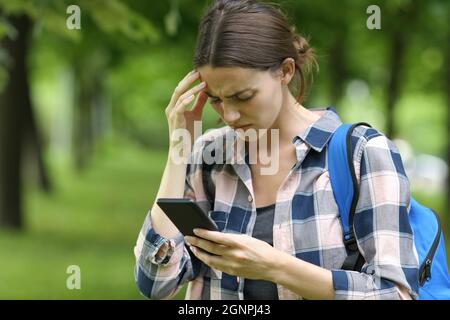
[193,0,317,104]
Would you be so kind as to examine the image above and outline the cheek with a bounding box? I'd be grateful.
[252,93,281,121]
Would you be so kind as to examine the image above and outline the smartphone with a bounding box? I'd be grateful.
[156,198,219,236]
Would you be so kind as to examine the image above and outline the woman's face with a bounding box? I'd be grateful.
[197,65,285,134]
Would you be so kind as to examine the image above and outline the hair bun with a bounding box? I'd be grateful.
[292,34,309,56]
[291,31,318,74]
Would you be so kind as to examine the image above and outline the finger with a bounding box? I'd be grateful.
[190,91,209,116]
[176,81,206,107]
[173,93,196,116]
[193,229,240,247]
[171,82,206,117]
[168,71,200,108]
[190,246,224,269]
[185,236,228,256]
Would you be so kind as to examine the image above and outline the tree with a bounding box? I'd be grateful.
[0,14,31,229]
[383,0,419,139]
[0,0,159,229]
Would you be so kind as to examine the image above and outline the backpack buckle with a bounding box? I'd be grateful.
[343,231,358,252]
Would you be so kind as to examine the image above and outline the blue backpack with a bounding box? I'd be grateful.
[328,122,450,299]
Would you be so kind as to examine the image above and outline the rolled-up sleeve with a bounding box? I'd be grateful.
[134,217,193,299]
[134,162,201,300]
[331,131,419,300]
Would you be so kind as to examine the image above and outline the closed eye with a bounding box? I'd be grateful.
[210,95,254,104]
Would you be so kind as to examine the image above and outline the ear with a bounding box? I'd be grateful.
[280,58,296,86]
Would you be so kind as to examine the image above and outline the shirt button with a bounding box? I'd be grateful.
[248,195,253,202]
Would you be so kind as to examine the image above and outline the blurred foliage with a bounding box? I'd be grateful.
[0,0,160,42]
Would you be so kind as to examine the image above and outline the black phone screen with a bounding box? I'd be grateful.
[156,198,219,236]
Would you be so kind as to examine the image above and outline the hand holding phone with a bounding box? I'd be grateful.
[156,198,219,237]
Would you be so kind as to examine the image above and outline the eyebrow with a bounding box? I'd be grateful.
[204,88,254,99]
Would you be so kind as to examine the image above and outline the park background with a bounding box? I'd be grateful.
[0,0,449,299]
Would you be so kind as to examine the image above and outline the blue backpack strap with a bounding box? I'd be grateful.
[328,124,354,242]
[328,122,371,270]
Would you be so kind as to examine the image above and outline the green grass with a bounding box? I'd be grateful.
[0,137,174,299]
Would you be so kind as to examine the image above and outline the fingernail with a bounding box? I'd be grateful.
[199,82,206,88]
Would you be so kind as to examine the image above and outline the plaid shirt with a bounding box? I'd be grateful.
[134,107,419,300]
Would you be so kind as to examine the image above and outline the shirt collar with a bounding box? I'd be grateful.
[220,106,342,163]
[292,106,342,152]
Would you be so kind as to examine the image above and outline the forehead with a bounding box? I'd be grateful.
[198,66,265,96]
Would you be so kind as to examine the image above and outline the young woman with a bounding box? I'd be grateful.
[134,0,419,300]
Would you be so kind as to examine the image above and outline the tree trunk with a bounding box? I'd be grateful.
[0,15,31,229]
[384,1,420,140]
[385,30,404,140]
[72,48,108,170]
[329,31,347,109]
[73,71,94,170]
[72,52,94,170]
[21,49,52,192]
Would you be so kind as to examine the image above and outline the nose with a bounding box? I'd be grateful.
[222,104,240,124]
